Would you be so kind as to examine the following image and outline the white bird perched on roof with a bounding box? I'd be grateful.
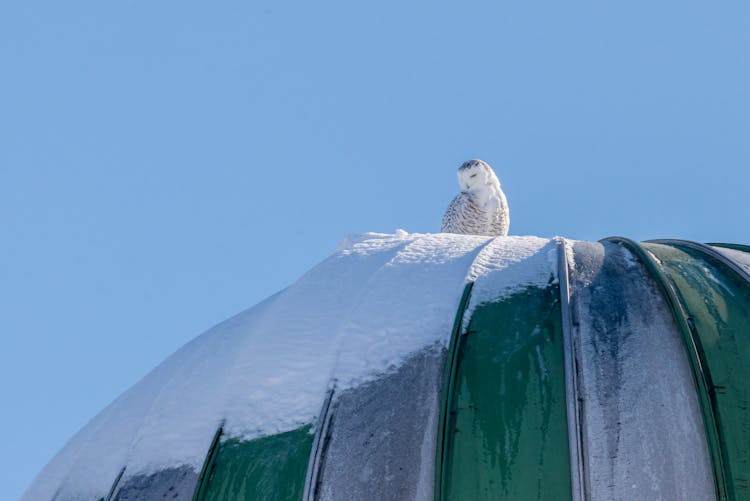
[441,159,510,236]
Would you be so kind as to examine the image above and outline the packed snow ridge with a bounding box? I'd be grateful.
[25,231,560,500]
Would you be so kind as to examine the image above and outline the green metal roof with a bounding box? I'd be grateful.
[26,235,750,501]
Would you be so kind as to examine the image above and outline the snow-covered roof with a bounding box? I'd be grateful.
[25,233,750,501]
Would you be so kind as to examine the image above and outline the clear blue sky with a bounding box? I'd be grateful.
[2,1,748,498]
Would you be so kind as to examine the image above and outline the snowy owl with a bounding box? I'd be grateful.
[441,159,510,236]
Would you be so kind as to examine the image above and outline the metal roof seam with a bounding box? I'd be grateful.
[556,237,587,501]
[434,281,475,501]
[302,387,335,501]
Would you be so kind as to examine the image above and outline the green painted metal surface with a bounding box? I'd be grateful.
[193,425,314,501]
[439,284,572,501]
[644,242,750,500]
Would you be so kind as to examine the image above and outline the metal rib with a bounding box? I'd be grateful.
[556,237,587,501]
[302,386,336,501]
[434,281,475,501]
[105,466,126,501]
[648,239,750,284]
[706,242,750,254]
[191,421,225,501]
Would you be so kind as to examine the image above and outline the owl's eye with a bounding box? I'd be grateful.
[470,173,477,178]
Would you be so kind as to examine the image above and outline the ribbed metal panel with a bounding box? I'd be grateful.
[644,241,750,500]
[32,235,750,501]
[574,240,715,500]
[112,466,198,501]
[193,425,313,501]
[313,347,445,501]
[438,258,571,500]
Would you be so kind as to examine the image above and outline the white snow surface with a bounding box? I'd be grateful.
[25,232,556,500]
[463,236,557,328]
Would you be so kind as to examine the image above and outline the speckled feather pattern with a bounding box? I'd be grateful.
[441,191,509,236]
[441,159,510,236]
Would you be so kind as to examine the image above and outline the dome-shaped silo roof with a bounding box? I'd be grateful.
[24,233,750,501]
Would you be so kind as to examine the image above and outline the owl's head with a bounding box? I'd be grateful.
[457,159,501,193]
